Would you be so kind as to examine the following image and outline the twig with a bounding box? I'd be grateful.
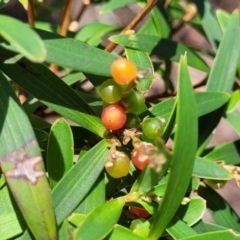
[60,0,73,36]
[50,0,73,73]
[69,0,90,32]
[27,0,35,27]
[105,0,159,52]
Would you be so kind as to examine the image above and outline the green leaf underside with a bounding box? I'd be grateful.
[0,15,46,62]
[47,118,74,188]
[198,184,240,232]
[203,140,240,165]
[36,29,117,76]
[148,55,198,239]
[52,139,109,225]
[178,230,240,240]
[0,71,57,239]
[0,53,106,137]
[193,157,231,180]
[74,198,125,240]
[110,34,209,72]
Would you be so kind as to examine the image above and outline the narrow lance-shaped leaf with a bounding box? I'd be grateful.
[125,48,154,92]
[52,139,109,225]
[0,71,57,239]
[47,118,74,188]
[148,54,198,239]
[110,33,209,72]
[0,15,46,62]
[193,0,222,51]
[36,29,116,76]
[73,198,125,240]
[0,50,106,137]
[206,12,240,92]
[177,229,240,240]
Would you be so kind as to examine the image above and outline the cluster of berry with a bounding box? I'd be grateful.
[99,58,164,179]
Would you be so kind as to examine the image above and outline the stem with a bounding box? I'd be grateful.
[50,0,73,73]
[105,0,159,52]
[60,0,73,36]
[27,0,35,27]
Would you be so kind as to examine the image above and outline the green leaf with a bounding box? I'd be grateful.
[100,0,136,13]
[203,140,240,165]
[75,22,119,46]
[193,157,231,180]
[151,92,229,122]
[151,3,170,38]
[73,198,125,240]
[225,90,240,136]
[0,54,106,137]
[167,219,198,239]
[193,0,222,51]
[74,173,105,214]
[36,29,116,76]
[0,184,23,239]
[52,139,109,225]
[148,54,198,239]
[125,48,154,92]
[110,34,209,72]
[106,225,145,240]
[216,9,230,32]
[68,213,86,227]
[198,184,240,232]
[193,220,228,234]
[0,71,57,239]
[47,118,74,188]
[0,15,46,62]
[153,176,199,197]
[178,230,240,240]
[34,128,48,143]
[206,12,240,92]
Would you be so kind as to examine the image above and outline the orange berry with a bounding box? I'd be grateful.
[101,104,127,130]
[111,58,137,85]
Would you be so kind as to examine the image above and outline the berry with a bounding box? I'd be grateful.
[99,79,123,104]
[124,113,141,129]
[131,148,150,170]
[105,151,130,178]
[130,207,150,218]
[111,58,137,85]
[142,118,163,139]
[125,90,145,113]
[101,104,127,130]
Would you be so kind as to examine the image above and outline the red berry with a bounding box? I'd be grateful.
[131,148,150,170]
[111,58,137,85]
[101,104,127,130]
[130,207,150,218]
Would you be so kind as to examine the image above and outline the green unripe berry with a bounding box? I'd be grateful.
[142,118,163,139]
[99,79,123,104]
[124,113,141,129]
[125,90,145,113]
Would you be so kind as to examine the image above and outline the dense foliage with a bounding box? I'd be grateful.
[0,0,240,239]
